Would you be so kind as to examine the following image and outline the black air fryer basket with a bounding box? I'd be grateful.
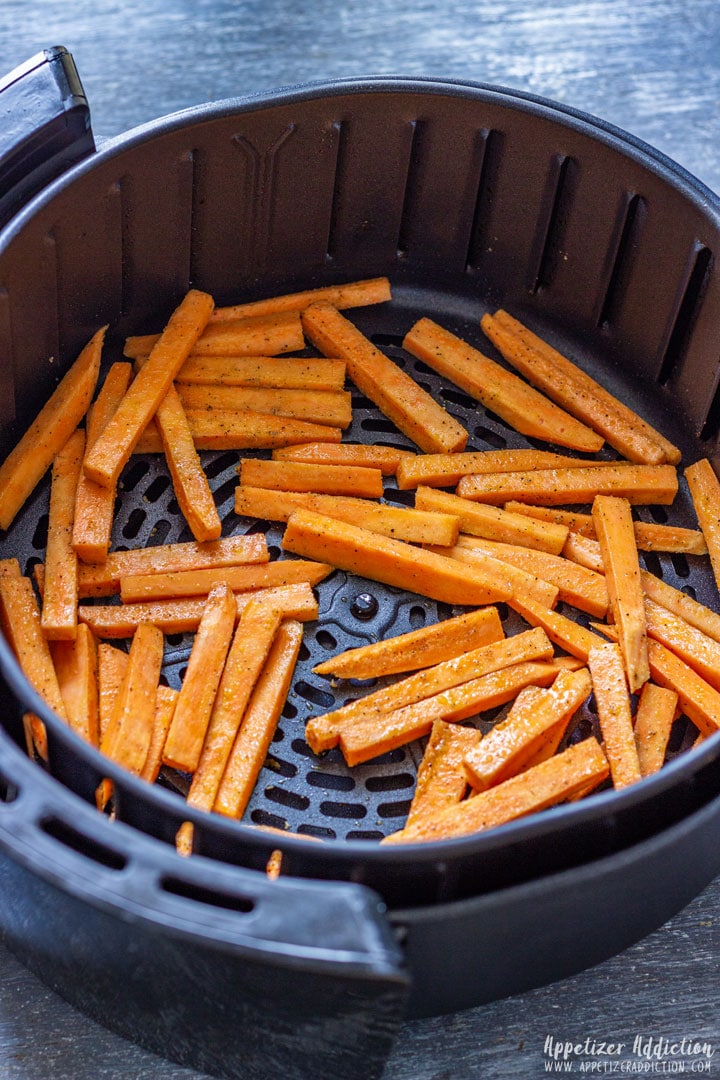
[1,46,720,1080]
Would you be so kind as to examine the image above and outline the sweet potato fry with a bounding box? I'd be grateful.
[685,457,720,591]
[561,532,605,573]
[338,660,565,766]
[0,558,21,578]
[271,442,413,475]
[177,385,353,429]
[175,354,346,390]
[234,485,460,547]
[210,277,392,321]
[302,302,468,454]
[633,682,678,777]
[510,592,607,660]
[238,458,384,499]
[305,626,553,754]
[73,361,133,563]
[587,642,642,788]
[85,289,214,488]
[136,410,345,453]
[41,428,85,640]
[124,311,304,360]
[419,538,560,609]
[78,583,319,637]
[644,596,720,690]
[480,310,681,465]
[0,325,104,532]
[395,448,601,490]
[119,558,332,603]
[382,736,609,844]
[162,582,237,773]
[97,643,129,740]
[646,638,720,738]
[414,486,569,554]
[456,463,678,506]
[641,570,720,645]
[281,508,550,609]
[185,599,283,813]
[313,606,504,679]
[141,684,178,784]
[155,384,222,542]
[403,317,604,452]
[49,623,99,745]
[463,666,592,791]
[592,494,649,692]
[403,720,483,830]
[214,619,304,818]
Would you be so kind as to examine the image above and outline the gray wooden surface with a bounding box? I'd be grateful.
[0,1,719,1077]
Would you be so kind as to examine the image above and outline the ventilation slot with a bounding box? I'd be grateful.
[41,816,127,871]
[465,128,503,271]
[396,120,423,257]
[657,242,714,386]
[596,193,646,329]
[162,875,254,914]
[325,120,347,261]
[528,154,578,294]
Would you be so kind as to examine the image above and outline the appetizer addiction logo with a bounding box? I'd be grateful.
[542,1033,716,1072]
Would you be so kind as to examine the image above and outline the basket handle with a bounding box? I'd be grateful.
[0,47,95,229]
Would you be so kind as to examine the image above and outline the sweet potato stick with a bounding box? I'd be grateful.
[97,643,129,739]
[124,311,304,359]
[154,383,221,542]
[41,428,85,640]
[210,276,392,321]
[456,463,678,506]
[177,385,353,429]
[234,485,461,547]
[186,599,283,813]
[382,736,609,844]
[338,660,564,766]
[463,667,592,791]
[510,592,607,661]
[214,619,304,818]
[313,606,504,679]
[503,501,707,555]
[134,409,344,453]
[73,361,133,563]
[587,642,642,788]
[439,536,609,618]
[644,596,720,691]
[685,457,720,591]
[641,570,720,645]
[0,559,20,578]
[403,317,604,452]
[272,442,413,475]
[49,624,99,745]
[302,302,468,454]
[647,638,720,738]
[562,532,605,573]
[305,626,553,754]
[78,582,319,637]
[175,355,346,390]
[85,289,215,488]
[238,458,384,499]
[480,310,681,465]
[96,643,178,766]
[395,448,602,490]
[141,684,178,785]
[592,494,649,692]
[119,558,332,603]
[414,485,569,555]
[162,582,237,773]
[404,721,482,830]
[0,326,104,532]
[281,508,555,609]
[634,682,678,777]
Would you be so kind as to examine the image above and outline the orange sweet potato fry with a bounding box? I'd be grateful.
[177,384,353,429]
[510,592,608,661]
[403,317,604,452]
[162,582,239,773]
[175,354,346,390]
[396,448,602,491]
[456,463,678,506]
[50,623,100,746]
[210,277,392,321]
[97,643,129,740]
[587,642,642,788]
[646,638,720,738]
[41,428,85,641]
[414,486,569,554]
[124,310,304,359]
[404,720,483,831]
[643,596,720,691]
[633,681,678,778]
[135,409,345,453]
[140,684,178,785]
[85,289,214,488]
[561,531,605,573]
[0,326,104,532]
[271,442,413,475]
[685,457,720,591]
[119,558,332,603]
[302,302,468,453]
[238,457,384,499]
[640,570,720,645]
[214,619,305,818]
[313,606,504,679]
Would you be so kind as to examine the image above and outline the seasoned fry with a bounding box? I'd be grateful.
[587,642,642,788]
[646,638,720,738]
[162,582,237,773]
[396,448,602,490]
[210,276,392,321]
[272,442,413,475]
[73,361,133,563]
[50,623,100,745]
[382,736,609,844]
[404,721,482,831]
[403,317,604,452]
[85,289,215,488]
[414,485,569,554]
[480,309,681,465]
[685,457,720,591]
[510,592,607,661]
[177,385,353,429]
[640,570,720,645]
[313,606,504,679]
[456,463,678,506]
[644,596,720,691]
[141,684,178,784]
[135,410,345,453]
[634,682,678,778]
[234,485,460,547]
[41,428,85,640]
[97,643,129,739]
[302,302,468,454]
[562,531,605,573]
[0,325,104,532]
[214,619,304,818]
[238,458,384,499]
[119,558,332,603]
[124,311,304,359]
[176,354,346,390]
[418,537,562,611]
[0,559,21,578]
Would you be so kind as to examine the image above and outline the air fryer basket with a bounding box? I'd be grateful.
[1,47,720,1080]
